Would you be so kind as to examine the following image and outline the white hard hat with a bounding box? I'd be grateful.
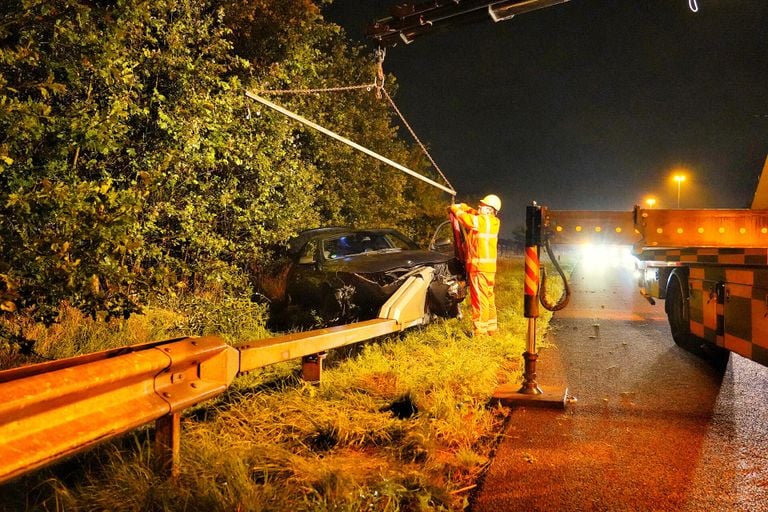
[480,194,501,212]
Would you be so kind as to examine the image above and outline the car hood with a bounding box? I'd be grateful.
[323,249,453,273]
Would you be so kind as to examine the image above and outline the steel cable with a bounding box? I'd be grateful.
[379,87,455,195]
[252,84,375,95]
[253,54,455,196]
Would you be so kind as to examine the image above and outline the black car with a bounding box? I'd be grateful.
[275,227,466,327]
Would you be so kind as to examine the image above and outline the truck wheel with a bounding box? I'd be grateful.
[666,274,730,367]
[666,273,698,352]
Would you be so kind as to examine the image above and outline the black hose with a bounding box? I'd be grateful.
[539,238,570,312]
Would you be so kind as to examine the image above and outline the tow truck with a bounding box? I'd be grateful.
[540,157,768,369]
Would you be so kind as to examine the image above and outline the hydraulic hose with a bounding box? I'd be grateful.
[539,237,570,312]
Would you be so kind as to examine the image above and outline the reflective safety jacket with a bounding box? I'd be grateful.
[449,203,500,273]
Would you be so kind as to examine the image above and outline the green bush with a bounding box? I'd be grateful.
[0,0,449,340]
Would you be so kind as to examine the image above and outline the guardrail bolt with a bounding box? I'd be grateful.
[301,352,327,383]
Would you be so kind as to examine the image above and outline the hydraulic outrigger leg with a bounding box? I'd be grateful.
[492,203,568,408]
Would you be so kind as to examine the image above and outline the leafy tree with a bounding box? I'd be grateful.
[1,0,149,324]
[0,0,451,340]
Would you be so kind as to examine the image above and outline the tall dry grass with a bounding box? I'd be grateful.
[0,255,570,511]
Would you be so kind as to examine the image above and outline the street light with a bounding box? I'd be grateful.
[645,198,657,209]
[673,175,686,208]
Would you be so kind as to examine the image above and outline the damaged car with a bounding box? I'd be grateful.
[273,227,466,327]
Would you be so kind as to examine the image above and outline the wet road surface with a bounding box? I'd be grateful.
[473,258,768,511]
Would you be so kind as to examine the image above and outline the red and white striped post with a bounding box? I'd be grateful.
[520,204,544,394]
[492,202,567,407]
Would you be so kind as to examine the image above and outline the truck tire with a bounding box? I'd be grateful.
[666,273,730,367]
[665,273,699,352]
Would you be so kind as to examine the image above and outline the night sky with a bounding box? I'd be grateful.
[324,0,768,232]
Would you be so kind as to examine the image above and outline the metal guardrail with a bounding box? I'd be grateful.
[0,336,238,483]
[0,268,435,484]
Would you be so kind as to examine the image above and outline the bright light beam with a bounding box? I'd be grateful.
[689,0,699,12]
[578,244,636,273]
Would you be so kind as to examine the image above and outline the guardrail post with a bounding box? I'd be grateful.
[154,413,181,478]
[301,352,327,383]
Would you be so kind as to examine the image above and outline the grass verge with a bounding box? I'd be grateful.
[0,256,568,511]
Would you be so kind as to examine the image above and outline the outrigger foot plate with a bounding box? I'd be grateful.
[491,384,569,409]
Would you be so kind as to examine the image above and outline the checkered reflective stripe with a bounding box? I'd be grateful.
[640,247,768,265]
[683,264,768,367]
[640,248,768,366]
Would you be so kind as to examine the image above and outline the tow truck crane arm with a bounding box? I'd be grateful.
[367,0,571,46]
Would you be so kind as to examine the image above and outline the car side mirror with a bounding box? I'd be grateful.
[298,255,316,265]
[431,237,452,249]
[429,220,456,254]
[430,237,454,255]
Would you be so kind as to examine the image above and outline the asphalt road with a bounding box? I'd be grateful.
[473,256,768,511]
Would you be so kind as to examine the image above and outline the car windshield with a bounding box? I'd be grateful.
[322,232,415,259]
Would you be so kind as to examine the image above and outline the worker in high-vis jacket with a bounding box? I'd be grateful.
[449,195,501,337]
